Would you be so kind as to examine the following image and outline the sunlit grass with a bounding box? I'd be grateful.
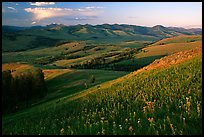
[2,52,202,135]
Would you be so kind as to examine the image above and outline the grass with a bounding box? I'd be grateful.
[3,24,164,52]
[103,35,202,71]
[2,63,36,77]
[150,35,202,46]
[2,50,202,135]
[2,62,128,108]
[2,41,122,65]
[137,41,201,58]
[42,69,128,103]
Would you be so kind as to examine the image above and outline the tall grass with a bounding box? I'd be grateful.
[2,55,202,135]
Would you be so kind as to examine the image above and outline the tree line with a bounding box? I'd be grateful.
[69,48,138,70]
[2,68,47,114]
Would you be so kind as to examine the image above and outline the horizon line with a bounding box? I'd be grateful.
[2,23,202,29]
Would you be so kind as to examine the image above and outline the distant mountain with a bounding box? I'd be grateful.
[3,24,201,35]
[2,24,202,52]
[168,27,202,35]
[2,25,29,32]
[30,25,45,30]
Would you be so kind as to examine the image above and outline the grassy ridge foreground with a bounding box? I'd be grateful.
[2,48,202,135]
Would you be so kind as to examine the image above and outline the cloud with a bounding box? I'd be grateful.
[85,6,105,9]
[65,16,98,21]
[75,16,98,20]
[8,6,16,10]
[24,7,103,21]
[31,21,37,24]
[29,2,55,6]
[25,8,73,21]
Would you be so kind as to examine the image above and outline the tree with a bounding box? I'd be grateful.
[2,70,12,113]
[2,68,48,114]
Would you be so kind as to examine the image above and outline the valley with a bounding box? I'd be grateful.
[2,24,202,135]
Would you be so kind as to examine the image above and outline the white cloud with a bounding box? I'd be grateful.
[25,7,103,21]
[8,6,16,10]
[25,8,72,21]
[29,2,55,6]
[85,6,105,9]
[31,21,37,24]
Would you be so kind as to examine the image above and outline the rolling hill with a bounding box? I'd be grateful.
[103,35,202,71]
[2,24,202,52]
[2,22,202,135]
[2,34,202,73]
[2,46,202,135]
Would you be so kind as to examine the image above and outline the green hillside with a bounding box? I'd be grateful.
[2,24,201,52]
[3,35,201,73]
[2,47,202,135]
[105,35,202,71]
[150,35,202,46]
[2,62,128,108]
[42,69,128,104]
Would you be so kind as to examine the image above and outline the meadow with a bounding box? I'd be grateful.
[2,24,202,135]
[2,35,201,72]
[2,47,202,135]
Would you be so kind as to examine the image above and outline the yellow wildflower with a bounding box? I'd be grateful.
[60,128,64,134]
[148,117,154,123]
[128,126,133,132]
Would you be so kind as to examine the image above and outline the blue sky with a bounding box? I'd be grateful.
[2,2,202,28]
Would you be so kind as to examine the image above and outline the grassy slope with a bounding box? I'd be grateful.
[2,47,202,135]
[2,25,159,52]
[2,62,128,107]
[2,41,122,64]
[3,34,201,71]
[112,35,202,71]
[42,69,128,103]
[2,63,36,77]
[150,35,202,46]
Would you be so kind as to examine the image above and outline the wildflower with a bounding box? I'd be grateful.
[113,121,116,127]
[179,130,183,135]
[128,126,133,132]
[133,112,136,118]
[143,106,147,113]
[166,116,171,123]
[125,118,128,122]
[60,128,64,134]
[104,120,108,124]
[197,102,201,116]
[84,124,87,128]
[137,118,140,124]
[101,128,105,135]
[183,117,186,127]
[119,125,122,130]
[148,117,154,123]
[170,124,175,135]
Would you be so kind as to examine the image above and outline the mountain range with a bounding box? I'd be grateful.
[2,24,202,52]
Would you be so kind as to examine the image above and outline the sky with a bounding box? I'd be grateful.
[2,2,202,28]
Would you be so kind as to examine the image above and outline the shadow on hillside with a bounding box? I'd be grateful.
[106,55,167,72]
[133,55,167,70]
